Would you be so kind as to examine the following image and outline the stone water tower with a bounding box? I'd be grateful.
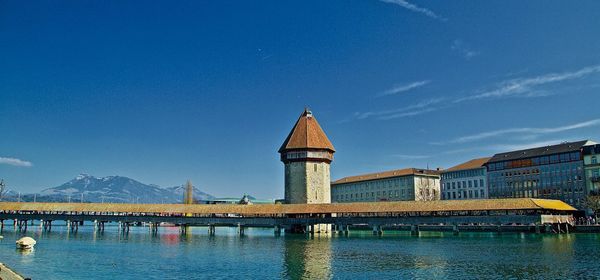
[279,108,335,205]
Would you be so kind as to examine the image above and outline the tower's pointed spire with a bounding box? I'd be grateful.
[279,109,335,153]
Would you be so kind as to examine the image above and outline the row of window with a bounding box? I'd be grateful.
[441,168,485,180]
[442,189,485,200]
[442,179,485,190]
[488,152,581,171]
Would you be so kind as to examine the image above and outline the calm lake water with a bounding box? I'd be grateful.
[1,224,599,279]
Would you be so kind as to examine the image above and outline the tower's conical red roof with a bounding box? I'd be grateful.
[279,109,335,153]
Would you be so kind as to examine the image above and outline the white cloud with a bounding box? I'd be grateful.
[377,80,430,97]
[379,0,446,21]
[0,157,33,167]
[355,98,444,120]
[439,118,600,144]
[451,40,479,60]
[455,64,600,102]
[378,107,436,120]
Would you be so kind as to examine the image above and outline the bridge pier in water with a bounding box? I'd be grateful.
[149,222,159,234]
[372,225,383,236]
[208,225,215,236]
[16,219,28,232]
[411,225,419,236]
[42,220,53,231]
[274,225,282,236]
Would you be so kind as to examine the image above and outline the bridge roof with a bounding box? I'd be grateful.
[0,198,576,215]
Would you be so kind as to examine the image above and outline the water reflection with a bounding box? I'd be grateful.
[16,248,34,256]
[283,236,332,279]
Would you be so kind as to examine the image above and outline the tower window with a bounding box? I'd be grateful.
[314,163,318,172]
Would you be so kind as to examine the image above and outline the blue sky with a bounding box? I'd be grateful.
[1,0,599,198]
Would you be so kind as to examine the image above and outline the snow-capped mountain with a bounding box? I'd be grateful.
[25,174,215,203]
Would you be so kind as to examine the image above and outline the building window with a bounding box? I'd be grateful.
[593,156,598,165]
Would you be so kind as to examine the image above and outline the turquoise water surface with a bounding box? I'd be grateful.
[0,224,599,279]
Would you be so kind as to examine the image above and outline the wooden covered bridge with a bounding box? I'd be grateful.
[0,198,576,235]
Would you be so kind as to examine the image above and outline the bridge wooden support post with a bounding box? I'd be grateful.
[1,219,4,232]
[344,225,350,236]
[67,220,71,231]
[565,223,570,234]
[42,220,52,232]
[70,221,79,232]
[544,224,552,233]
[208,225,216,236]
[535,224,541,234]
[372,225,383,236]
[306,224,315,236]
[410,225,419,236]
[453,224,459,236]
[334,224,342,235]
[237,224,245,236]
[273,225,281,236]
[496,225,502,234]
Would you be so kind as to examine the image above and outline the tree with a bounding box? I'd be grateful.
[583,190,600,219]
[0,179,7,202]
[414,177,440,201]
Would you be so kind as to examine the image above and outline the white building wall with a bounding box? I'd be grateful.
[331,175,440,203]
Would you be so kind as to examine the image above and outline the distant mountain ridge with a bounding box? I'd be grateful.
[7,174,215,203]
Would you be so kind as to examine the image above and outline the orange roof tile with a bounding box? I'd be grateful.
[279,109,335,153]
[445,157,491,172]
[332,168,440,185]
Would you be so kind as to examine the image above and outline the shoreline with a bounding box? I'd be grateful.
[0,263,26,280]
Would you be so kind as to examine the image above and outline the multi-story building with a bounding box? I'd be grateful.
[331,168,440,203]
[440,157,490,200]
[583,144,600,196]
[486,140,595,209]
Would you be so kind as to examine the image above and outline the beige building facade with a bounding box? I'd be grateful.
[331,168,441,203]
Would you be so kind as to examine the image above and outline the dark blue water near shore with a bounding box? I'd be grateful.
[1,225,599,279]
